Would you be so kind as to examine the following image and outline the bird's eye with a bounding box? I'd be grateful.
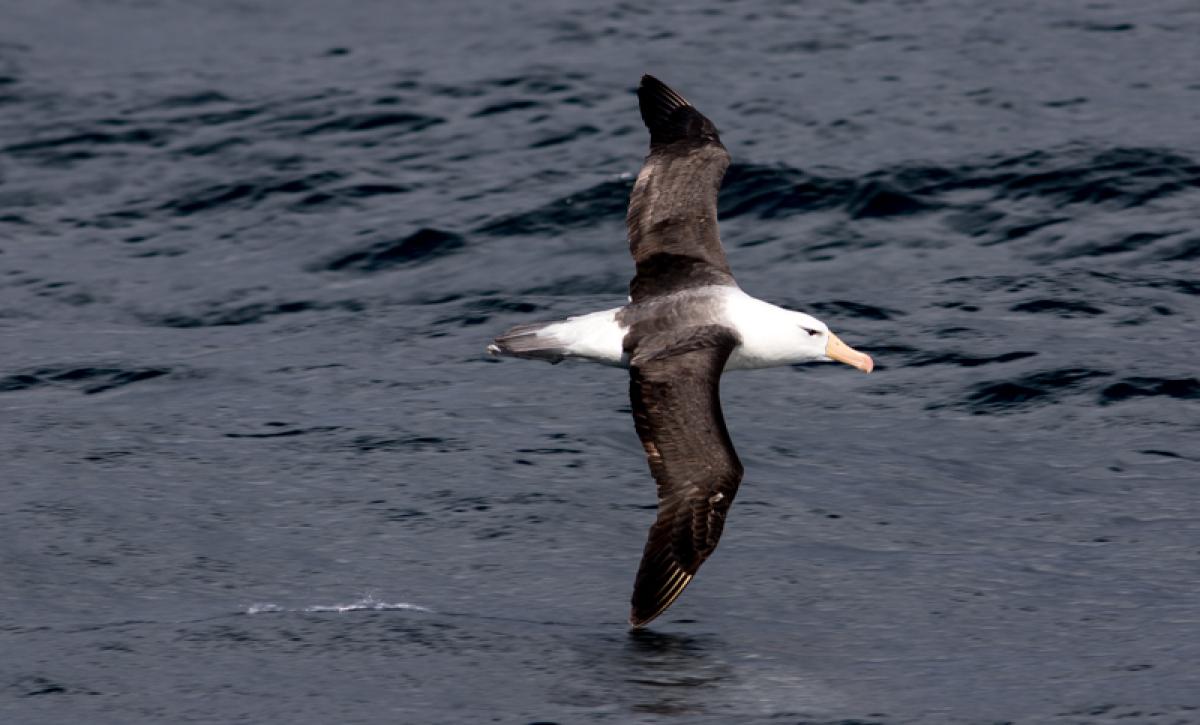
[803,328,821,337]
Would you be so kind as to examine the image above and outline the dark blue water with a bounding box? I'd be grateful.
[3,1,1199,723]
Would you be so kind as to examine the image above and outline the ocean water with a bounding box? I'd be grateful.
[2,1,1199,723]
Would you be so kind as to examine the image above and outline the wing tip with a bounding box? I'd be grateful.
[637,74,715,147]
[629,606,661,628]
[639,74,689,104]
[629,568,694,628]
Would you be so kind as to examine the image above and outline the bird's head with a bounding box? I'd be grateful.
[789,311,874,373]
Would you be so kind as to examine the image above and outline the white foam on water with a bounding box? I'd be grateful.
[246,603,284,614]
[246,595,431,615]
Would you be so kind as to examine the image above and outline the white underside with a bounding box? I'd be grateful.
[536,287,829,370]
[539,307,628,366]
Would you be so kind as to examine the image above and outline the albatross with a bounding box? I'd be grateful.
[488,75,874,627]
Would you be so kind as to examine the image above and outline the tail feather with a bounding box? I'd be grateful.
[488,321,567,364]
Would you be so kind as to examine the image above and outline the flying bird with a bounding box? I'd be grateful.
[488,75,873,627]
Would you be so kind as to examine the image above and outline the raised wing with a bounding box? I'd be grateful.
[627,75,736,303]
[626,325,743,627]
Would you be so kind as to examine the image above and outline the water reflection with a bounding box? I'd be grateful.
[553,626,734,716]
[619,627,733,716]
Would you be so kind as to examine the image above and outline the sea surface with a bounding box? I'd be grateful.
[2,1,1199,723]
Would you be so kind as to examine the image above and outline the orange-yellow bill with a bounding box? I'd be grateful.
[825,333,873,373]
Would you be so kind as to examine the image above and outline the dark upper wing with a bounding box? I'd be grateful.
[627,75,735,303]
[626,325,743,627]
